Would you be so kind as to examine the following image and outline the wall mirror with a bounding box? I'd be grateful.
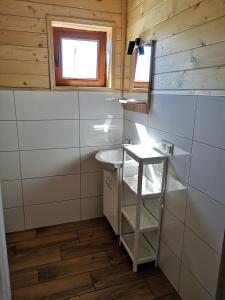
[123,40,155,113]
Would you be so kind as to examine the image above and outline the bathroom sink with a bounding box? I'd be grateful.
[95,148,123,171]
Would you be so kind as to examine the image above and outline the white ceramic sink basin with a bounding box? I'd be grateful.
[95,148,123,171]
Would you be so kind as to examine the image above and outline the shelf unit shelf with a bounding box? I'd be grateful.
[120,233,156,264]
[120,144,168,272]
[123,175,161,198]
[122,205,159,232]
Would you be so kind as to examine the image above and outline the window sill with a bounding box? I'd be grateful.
[51,86,120,92]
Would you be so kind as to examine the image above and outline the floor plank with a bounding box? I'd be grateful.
[61,235,117,260]
[90,262,142,290]
[9,247,61,271]
[10,267,38,290]
[157,294,181,300]
[78,225,113,242]
[7,218,180,300]
[145,273,176,298]
[105,247,130,266]
[7,229,36,243]
[38,252,110,282]
[70,279,154,300]
[15,231,79,252]
[36,220,93,238]
[13,273,94,300]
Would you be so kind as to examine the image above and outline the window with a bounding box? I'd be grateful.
[53,27,107,87]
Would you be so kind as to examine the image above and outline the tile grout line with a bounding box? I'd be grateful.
[177,95,198,294]
[78,91,82,221]
[12,90,26,231]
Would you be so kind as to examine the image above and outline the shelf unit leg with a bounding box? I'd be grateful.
[133,262,138,272]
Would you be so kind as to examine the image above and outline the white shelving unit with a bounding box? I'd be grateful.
[119,144,167,272]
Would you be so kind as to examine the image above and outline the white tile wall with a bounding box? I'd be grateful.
[161,208,184,258]
[149,128,192,183]
[159,240,180,291]
[23,174,80,205]
[164,174,187,222]
[80,118,123,147]
[0,152,21,181]
[81,196,103,220]
[0,122,18,151]
[194,96,225,149]
[179,265,213,300]
[18,120,79,150]
[182,228,220,297]
[123,94,224,299]
[3,207,25,232]
[79,92,122,119]
[24,199,81,229]
[149,94,197,139]
[186,187,225,254]
[20,148,80,178]
[190,141,225,205]
[15,91,79,120]
[1,180,23,208]
[0,90,123,231]
[0,91,16,120]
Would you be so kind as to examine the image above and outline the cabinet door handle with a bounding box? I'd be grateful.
[106,176,112,190]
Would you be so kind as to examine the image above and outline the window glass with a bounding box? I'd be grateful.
[61,39,99,79]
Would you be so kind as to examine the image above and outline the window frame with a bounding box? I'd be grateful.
[53,27,107,87]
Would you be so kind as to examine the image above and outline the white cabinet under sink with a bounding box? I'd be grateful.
[103,169,121,234]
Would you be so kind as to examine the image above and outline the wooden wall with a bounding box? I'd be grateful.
[125,0,225,91]
[0,0,125,90]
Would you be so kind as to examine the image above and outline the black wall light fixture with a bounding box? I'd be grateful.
[127,37,144,55]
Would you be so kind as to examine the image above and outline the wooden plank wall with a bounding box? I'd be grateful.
[0,0,125,89]
[125,0,225,91]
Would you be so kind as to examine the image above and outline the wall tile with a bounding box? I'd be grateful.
[18,120,79,150]
[186,187,225,254]
[161,208,184,258]
[0,91,16,120]
[123,110,148,126]
[80,118,123,147]
[81,172,102,198]
[1,180,23,208]
[190,142,225,205]
[165,174,187,222]
[159,240,180,291]
[79,92,122,119]
[24,199,81,229]
[81,196,103,220]
[179,265,213,300]
[15,91,79,120]
[23,174,80,205]
[20,148,80,178]
[4,207,25,232]
[0,121,18,151]
[0,152,21,180]
[149,128,192,182]
[123,119,149,144]
[194,96,225,149]
[149,94,197,139]
[182,228,220,297]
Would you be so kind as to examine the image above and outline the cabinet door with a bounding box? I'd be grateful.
[103,170,119,234]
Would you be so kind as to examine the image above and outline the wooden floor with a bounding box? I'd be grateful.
[6,217,181,300]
